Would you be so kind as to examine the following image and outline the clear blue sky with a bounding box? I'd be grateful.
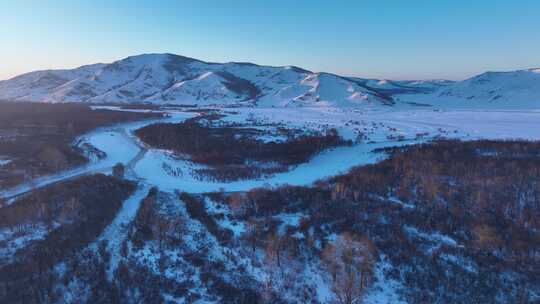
[1,0,539,80]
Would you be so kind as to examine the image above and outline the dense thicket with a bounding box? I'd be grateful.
[218,139,540,303]
[0,174,136,303]
[135,115,350,181]
[136,118,347,166]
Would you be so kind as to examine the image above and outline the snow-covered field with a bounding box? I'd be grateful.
[2,104,540,303]
[3,106,540,200]
[132,107,540,192]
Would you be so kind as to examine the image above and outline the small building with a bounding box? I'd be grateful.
[113,163,125,179]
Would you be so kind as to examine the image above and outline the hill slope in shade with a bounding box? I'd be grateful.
[396,68,540,108]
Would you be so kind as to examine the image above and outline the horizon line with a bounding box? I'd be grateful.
[1,52,539,82]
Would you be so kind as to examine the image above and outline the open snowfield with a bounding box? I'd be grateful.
[131,107,540,193]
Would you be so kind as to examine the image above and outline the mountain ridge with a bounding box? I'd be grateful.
[396,68,540,108]
[1,53,538,107]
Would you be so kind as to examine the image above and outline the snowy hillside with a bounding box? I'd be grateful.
[397,68,540,108]
[2,54,539,108]
[0,54,392,107]
[0,53,455,107]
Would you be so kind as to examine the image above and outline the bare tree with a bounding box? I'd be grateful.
[227,192,245,215]
[242,218,260,253]
[113,162,125,179]
[265,233,295,271]
[473,224,503,254]
[322,233,376,304]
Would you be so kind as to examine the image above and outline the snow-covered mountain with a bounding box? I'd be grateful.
[0,53,440,107]
[397,68,540,108]
[2,53,538,108]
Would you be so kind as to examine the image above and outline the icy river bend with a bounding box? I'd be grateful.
[3,107,540,200]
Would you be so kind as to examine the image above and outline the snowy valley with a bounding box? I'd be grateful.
[0,54,539,303]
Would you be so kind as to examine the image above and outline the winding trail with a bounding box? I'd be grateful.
[1,122,154,202]
[97,183,152,280]
[3,154,148,204]
[1,165,115,203]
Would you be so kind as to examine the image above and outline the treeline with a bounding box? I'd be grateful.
[0,102,162,188]
[338,139,540,240]
[193,164,285,182]
[135,118,348,166]
[0,174,136,303]
[130,187,186,249]
[178,192,233,243]
[135,115,350,181]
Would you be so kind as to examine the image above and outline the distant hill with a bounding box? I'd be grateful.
[0,53,446,107]
[396,68,540,108]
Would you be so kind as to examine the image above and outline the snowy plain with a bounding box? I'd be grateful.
[3,106,540,199]
[132,107,540,193]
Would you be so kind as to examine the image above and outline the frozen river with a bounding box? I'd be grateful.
[3,107,540,200]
